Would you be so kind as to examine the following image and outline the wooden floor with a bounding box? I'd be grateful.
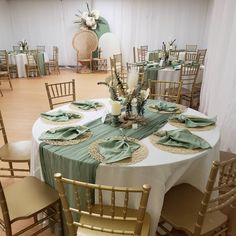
[0,69,235,235]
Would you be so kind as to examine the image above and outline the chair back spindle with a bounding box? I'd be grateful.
[45,80,76,110]
[54,173,151,236]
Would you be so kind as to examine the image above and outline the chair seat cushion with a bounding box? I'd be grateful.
[0,176,59,221]
[161,183,227,235]
[77,205,150,236]
[0,140,31,161]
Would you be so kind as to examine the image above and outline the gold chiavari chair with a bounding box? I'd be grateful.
[0,176,63,236]
[197,49,207,65]
[45,46,60,75]
[0,110,31,178]
[186,44,198,52]
[179,64,200,107]
[133,46,137,63]
[9,64,18,78]
[0,50,13,90]
[25,50,40,77]
[113,53,127,83]
[185,52,199,62]
[113,53,123,72]
[149,80,182,103]
[54,173,151,236]
[137,48,147,62]
[157,158,236,236]
[45,79,76,110]
[169,50,180,61]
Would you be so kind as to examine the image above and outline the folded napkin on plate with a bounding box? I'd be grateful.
[39,126,89,141]
[170,114,216,128]
[151,100,178,112]
[98,137,140,164]
[155,128,211,149]
[40,110,81,122]
[72,101,102,110]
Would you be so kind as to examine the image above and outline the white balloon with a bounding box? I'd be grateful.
[98,33,121,69]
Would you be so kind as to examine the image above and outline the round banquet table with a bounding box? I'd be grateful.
[31,98,220,236]
[8,52,49,77]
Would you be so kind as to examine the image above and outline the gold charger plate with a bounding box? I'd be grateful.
[41,126,92,146]
[89,136,148,166]
[149,134,207,154]
[70,101,104,111]
[40,111,83,125]
[147,104,186,114]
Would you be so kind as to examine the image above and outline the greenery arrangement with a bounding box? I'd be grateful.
[18,39,28,51]
[74,3,105,30]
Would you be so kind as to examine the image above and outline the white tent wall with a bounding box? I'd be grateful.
[1,0,211,65]
[0,0,13,49]
[93,0,212,63]
[199,0,236,153]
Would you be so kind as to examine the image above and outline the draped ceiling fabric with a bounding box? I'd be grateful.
[199,0,236,153]
[0,0,211,65]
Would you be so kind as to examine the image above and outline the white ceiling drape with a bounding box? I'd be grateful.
[93,0,212,62]
[0,0,211,65]
[199,0,236,153]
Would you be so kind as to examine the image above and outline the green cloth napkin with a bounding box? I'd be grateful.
[98,137,140,164]
[72,101,102,110]
[170,114,216,128]
[40,110,81,122]
[151,100,178,112]
[39,126,89,141]
[155,128,211,149]
[171,60,184,70]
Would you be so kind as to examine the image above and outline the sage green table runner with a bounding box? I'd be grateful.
[36,52,46,76]
[41,110,81,122]
[155,128,211,149]
[39,109,170,187]
[170,114,216,128]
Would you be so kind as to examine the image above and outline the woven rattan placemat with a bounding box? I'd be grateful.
[168,120,216,131]
[149,134,205,154]
[147,104,187,114]
[41,126,92,146]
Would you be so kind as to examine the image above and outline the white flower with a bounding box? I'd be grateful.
[91,24,97,30]
[140,88,150,100]
[81,11,89,20]
[127,68,139,92]
[86,16,96,27]
[91,9,100,20]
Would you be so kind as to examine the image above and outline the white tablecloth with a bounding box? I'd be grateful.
[159,65,204,84]
[31,99,219,236]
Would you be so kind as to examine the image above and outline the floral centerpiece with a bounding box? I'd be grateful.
[18,39,28,51]
[159,39,176,65]
[75,3,105,30]
[98,69,149,127]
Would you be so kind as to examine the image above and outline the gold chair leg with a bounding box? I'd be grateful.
[9,162,14,177]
